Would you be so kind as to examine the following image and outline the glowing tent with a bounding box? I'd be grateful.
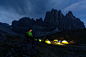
[58,40,61,42]
[62,40,69,44]
[69,40,75,44]
[45,39,51,44]
[39,39,42,42]
[54,39,58,42]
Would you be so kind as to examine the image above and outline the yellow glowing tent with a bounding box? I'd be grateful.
[45,39,51,44]
[54,39,58,42]
[62,40,69,44]
[39,39,42,42]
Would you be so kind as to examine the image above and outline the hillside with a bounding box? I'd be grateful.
[0,26,86,57]
[0,33,86,57]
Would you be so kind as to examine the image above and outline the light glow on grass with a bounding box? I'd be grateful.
[57,42,60,44]
[55,42,64,45]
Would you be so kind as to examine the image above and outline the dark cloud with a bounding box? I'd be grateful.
[0,0,27,15]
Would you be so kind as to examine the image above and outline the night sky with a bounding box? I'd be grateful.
[0,0,86,27]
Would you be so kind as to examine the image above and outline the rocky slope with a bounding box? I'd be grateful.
[0,22,10,28]
[0,35,38,57]
[0,23,38,57]
[0,25,18,39]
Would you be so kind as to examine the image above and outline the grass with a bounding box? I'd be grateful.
[35,43,86,57]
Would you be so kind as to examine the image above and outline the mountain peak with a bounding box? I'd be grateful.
[65,11,76,19]
[51,8,54,11]
[51,9,58,14]
[68,11,73,15]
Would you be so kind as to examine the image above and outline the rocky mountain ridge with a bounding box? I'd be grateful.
[10,9,85,36]
[44,9,85,30]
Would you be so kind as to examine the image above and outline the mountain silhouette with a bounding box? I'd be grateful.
[10,9,85,36]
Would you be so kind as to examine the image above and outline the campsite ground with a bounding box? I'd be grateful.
[35,28,86,57]
[36,43,86,57]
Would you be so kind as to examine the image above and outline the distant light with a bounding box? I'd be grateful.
[55,42,64,45]
[34,38,37,41]
[45,39,51,44]
[39,39,41,42]
[62,40,69,44]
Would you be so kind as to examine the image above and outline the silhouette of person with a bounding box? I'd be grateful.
[25,28,35,46]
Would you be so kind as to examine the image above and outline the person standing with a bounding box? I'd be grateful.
[25,28,35,46]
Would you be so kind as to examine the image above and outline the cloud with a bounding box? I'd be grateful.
[0,0,50,20]
[0,9,24,25]
[0,0,86,26]
[63,0,86,12]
